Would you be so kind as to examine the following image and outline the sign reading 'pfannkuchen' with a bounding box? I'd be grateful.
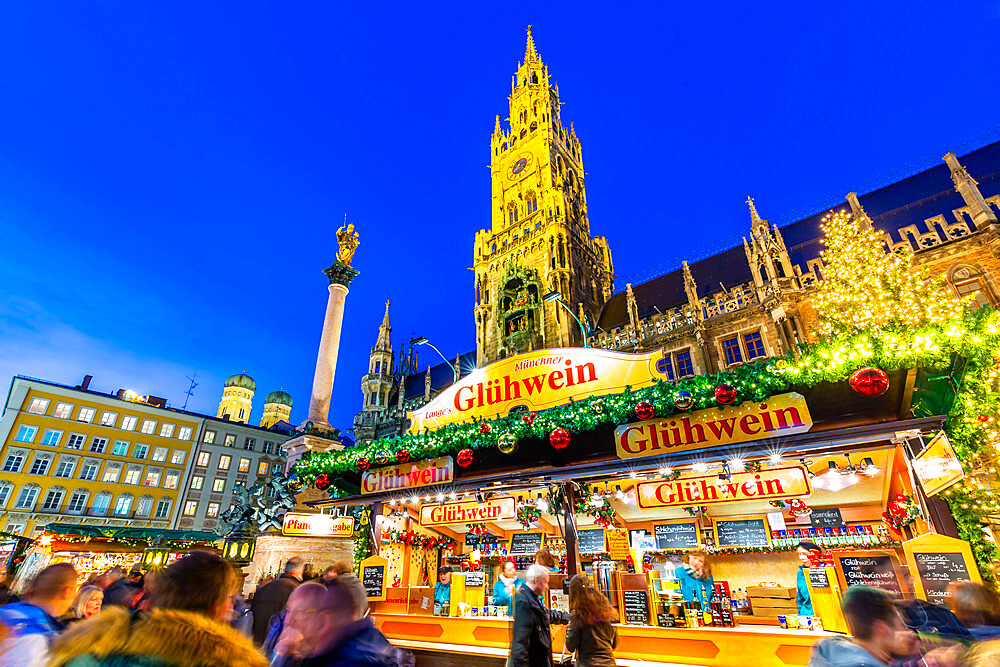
[636,465,812,509]
[419,496,516,527]
[614,392,812,460]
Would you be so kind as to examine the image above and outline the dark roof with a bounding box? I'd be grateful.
[401,351,478,400]
[597,141,1000,331]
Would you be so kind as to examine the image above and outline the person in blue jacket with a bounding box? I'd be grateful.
[675,549,715,604]
[434,567,452,613]
[491,559,523,615]
[795,540,820,615]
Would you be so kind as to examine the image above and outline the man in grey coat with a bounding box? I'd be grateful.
[251,557,304,645]
[327,559,369,619]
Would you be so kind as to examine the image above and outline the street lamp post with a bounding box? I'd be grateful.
[542,291,590,348]
[411,336,459,381]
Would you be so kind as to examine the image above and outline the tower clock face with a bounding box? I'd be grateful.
[507,152,533,181]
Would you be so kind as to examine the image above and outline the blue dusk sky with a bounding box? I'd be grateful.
[1,2,999,431]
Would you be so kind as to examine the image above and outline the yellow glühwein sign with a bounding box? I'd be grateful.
[615,392,813,460]
[419,496,516,527]
[637,465,812,509]
[407,347,670,433]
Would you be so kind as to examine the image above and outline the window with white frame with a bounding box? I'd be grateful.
[77,407,96,423]
[178,427,192,441]
[244,437,255,451]
[224,434,236,448]
[53,403,73,419]
[15,425,37,443]
[272,462,284,475]
[143,469,160,487]
[100,411,118,427]
[89,437,108,454]
[0,483,13,508]
[123,466,142,485]
[140,419,156,435]
[14,485,40,509]
[91,492,112,515]
[79,461,99,481]
[133,444,148,460]
[257,461,268,476]
[5,523,25,536]
[135,496,153,517]
[263,441,275,455]
[41,488,65,511]
[102,465,121,483]
[197,452,210,467]
[163,471,179,490]
[191,476,204,490]
[54,457,76,478]
[28,456,51,476]
[65,433,85,450]
[159,423,174,438]
[152,447,167,462]
[112,441,129,456]
[206,502,220,518]
[120,415,137,431]
[114,494,133,515]
[170,450,184,465]
[238,458,250,473]
[218,455,231,471]
[183,501,198,516]
[41,429,62,447]
[2,452,25,473]
[203,430,216,444]
[212,478,226,493]
[66,490,88,514]
[27,398,49,415]
[154,498,171,519]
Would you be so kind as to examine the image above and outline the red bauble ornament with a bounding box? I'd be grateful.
[979,415,990,423]
[634,401,655,420]
[457,448,475,467]
[849,367,890,397]
[479,422,492,434]
[314,474,331,491]
[549,428,571,450]
[714,384,738,405]
[395,449,410,464]
[522,412,537,425]
[356,457,371,472]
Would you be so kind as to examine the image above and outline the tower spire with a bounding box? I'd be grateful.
[747,196,764,228]
[524,25,540,62]
[374,300,391,352]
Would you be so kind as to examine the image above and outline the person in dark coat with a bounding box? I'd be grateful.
[252,557,304,645]
[102,565,142,608]
[509,564,569,667]
[565,574,617,667]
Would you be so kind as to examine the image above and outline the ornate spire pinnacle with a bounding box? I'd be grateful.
[374,300,391,352]
[494,114,502,136]
[682,261,701,314]
[846,192,873,231]
[525,25,540,63]
[747,196,764,227]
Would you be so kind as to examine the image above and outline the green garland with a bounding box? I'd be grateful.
[945,488,998,586]
[644,540,899,557]
[353,530,370,575]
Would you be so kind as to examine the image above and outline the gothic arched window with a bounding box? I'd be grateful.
[949,264,994,309]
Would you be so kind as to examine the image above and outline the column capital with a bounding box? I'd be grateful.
[323,259,360,287]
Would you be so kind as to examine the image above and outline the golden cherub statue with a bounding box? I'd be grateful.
[336,223,360,266]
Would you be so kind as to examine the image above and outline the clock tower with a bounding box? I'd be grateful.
[474,27,614,365]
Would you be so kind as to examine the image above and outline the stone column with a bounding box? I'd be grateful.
[306,261,360,429]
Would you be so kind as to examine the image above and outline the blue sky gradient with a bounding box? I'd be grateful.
[1,2,999,430]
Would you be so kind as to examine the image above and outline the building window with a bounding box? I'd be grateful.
[183,501,198,517]
[133,444,149,460]
[257,461,269,476]
[159,423,175,438]
[676,350,694,378]
[272,462,284,475]
[28,457,50,476]
[224,434,236,448]
[65,434,85,450]
[206,502,220,518]
[114,495,132,516]
[203,430,216,444]
[79,463,99,481]
[154,498,171,519]
[238,458,250,473]
[191,476,204,490]
[41,489,64,511]
[743,331,766,360]
[77,407,96,423]
[100,411,118,427]
[163,471,179,490]
[89,437,108,454]
[143,470,160,487]
[139,419,156,435]
[54,458,75,478]
[170,450,184,465]
[263,441,274,455]
[218,455,231,471]
[178,427,192,441]
[0,484,11,508]
[2,454,24,473]
[102,465,121,483]
[112,441,129,456]
[67,490,87,514]
[27,398,49,415]
[152,447,167,462]
[123,467,142,485]
[721,336,743,365]
[244,437,255,451]
[41,429,62,447]
[53,403,73,419]
[956,278,991,308]
[15,425,37,443]
[135,497,153,517]
[14,486,39,509]
[212,478,226,493]
[197,452,210,467]
[120,416,137,431]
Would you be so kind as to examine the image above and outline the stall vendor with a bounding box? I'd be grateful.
[533,549,559,572]
[795,541,820,615]
[492,559,524,615]
[676,549,715,604]
[434,567,452,612]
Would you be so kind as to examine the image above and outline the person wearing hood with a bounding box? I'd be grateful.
[808,586,914,667]
[492,559,524,616]
[675,549,715,605]
[48,550,267,667]
[795,541,821,615]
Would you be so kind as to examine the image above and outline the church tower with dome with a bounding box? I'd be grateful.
[216,372,255,423]
[260,390,293,428]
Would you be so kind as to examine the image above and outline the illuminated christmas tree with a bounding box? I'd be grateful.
[814,211,969,336]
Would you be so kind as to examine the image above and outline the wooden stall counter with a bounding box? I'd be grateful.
[372,612,835,667]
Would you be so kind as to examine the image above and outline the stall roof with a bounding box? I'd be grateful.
[42,523,219,543]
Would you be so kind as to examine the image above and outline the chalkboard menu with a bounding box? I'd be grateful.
[715,518,769,547]
[622,589,650,625]
[578,528,606,553]
[838,555,902,595]
[656,612,676,627]
[808,568,830,588]
[654,522,699,550]
[810,508,845,528]
[509,532,544,555]
[362,563,386,599]
[914,552,970,606]
[464,571,485,587]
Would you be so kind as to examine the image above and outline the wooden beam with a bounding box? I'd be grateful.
[562,482,582,576]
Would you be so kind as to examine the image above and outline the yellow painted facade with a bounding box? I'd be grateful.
[0,378,199,537]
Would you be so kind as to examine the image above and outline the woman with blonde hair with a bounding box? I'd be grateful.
[676,549,715,604]
[565,574,618,666]
[65,586,103,624]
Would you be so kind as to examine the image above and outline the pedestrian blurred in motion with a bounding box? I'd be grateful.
[48,550,267,667]
[253,557,304,645]
[95,567,122,592]
[565,574,617,667]
[63,586,103,625]
[269,581,328,666]
[321,566,337,586]
[808,586,915,667]
[131,568,159,612]
[0,573,20,606]
[0,562,77,667]
[948,581,1000,639]
[102,564,142,608]
[328,560,368,619]
[509,564,569,667]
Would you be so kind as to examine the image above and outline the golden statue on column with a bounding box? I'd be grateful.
[336,223,360,266]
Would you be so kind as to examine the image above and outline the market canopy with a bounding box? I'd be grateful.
[42,523,219,544]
